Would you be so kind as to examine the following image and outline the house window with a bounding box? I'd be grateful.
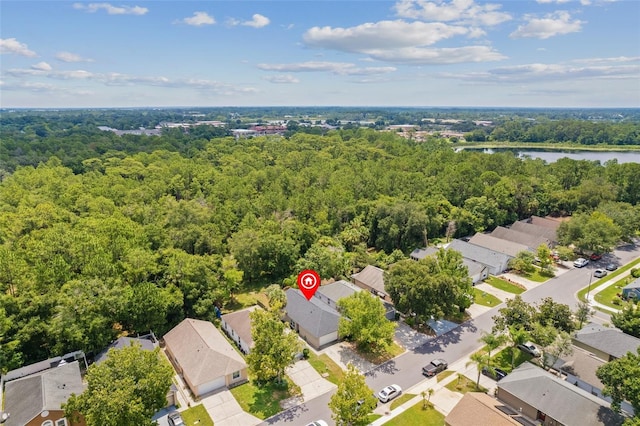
[56,420,68,426]
[42,421,54,426]
[232,370,241,380]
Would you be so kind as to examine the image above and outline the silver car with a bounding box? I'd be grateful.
[377,384,402,403]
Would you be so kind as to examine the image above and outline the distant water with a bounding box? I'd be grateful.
[471,148,640,164]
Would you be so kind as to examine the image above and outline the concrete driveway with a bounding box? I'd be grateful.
[320,341,374,373]
[286,359,336,402]
[200,388,262,426]
[394,321,432,351]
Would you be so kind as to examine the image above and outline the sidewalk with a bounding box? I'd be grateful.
[585,269,632,314]
[284,359,336,404]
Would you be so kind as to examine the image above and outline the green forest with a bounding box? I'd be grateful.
[1,112,640,373]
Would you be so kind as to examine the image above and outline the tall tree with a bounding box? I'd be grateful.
[492,295,536,333]
[543,331,573,369]
[508,251,536,275]
[337,291,396,354]
[596,347,640,414]
[247,308,302,383]
[328,363,378,426]
[611,301,640,338]
[534,297,575,333]
[480,332,505,368]
[64,343,173,426]
[557,211,622,254]
[574,301,594,330]
[466,352,490,390]
[507,325,530,369]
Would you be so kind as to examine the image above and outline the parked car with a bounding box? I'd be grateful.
[167,411,185,426]
[573,258,589,268]
[481,366,508,381]
[377,384,402,403]
[594,269,608,278]
[517,341,541,357]
[605,263,618,271]
[590,253,603,261]
[422,358,448,377]
[305,421,329,426]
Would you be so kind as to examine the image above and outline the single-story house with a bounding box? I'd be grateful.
[526,215,563,230]
[448,239,511,275]
[490,226,551,250]
[622,278,640,300]
[351,265,391,302]
[468,233,531,259]
[285,288,341,349]
[496,363,625,426]
[221,306,259,354]
[163,318,248,397]
[94,334,158,364]
[510,220,558,245]
[3,360,86,426]
[445,392,521,426]
[410,246,488,284]
[573,323,640,362]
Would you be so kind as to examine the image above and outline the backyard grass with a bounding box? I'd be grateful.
[228,291,269,311]
[577,257,640,305]
[473,288,502,307]
[229,377,299,419]
[382,402,445,426]
[445,374,488,394]
[594,275,634,309]
[436,370,455,382]
[491,347,533,373]
[181,404,214,426]
[355,342,405,365]
[306,351,345,385]
[486,276,525,294]
[390,393,416,410]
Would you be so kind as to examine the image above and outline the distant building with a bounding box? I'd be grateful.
[573,323,640,362]
[410,246,488,284]
[446,392,521,426]
[622,277,640,300]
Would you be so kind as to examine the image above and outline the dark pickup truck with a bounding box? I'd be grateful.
[422,359,448,377]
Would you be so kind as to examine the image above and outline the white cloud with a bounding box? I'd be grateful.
[179,11,215,26]
[304,20,469,52]
[571,56,640,63]
[31,62,52,71]
[0,38,37,57]
[258,61,397,76]
[73,3,148,15]
[365,45,506,64]
[510,11,584,39]
[56,51,94,62]
[264,74,300,84]
[228,14,271,28]
[393,0,512,26]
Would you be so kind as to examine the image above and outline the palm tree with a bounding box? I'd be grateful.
[480,332,505,368]
[507,325,530,369]
[466,352,490,390]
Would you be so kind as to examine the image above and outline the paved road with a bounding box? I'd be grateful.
[261,242,640,426]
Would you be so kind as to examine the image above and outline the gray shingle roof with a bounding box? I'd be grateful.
[623,277,640,290]
[221,306,259,349]
[317,280,362,303]
[448,239,511,271]
[163,318,247,387]
[351,265,386,295]
[574,323,640,360]
[285,288,340,338]
[94,336,157,364]
[498,363,624,426]
[528,215,562,230]
[469,233,530,258]
[3,361,84,426]
[510,221,558,243]
[491,226,550,250]
[410,247,438,260]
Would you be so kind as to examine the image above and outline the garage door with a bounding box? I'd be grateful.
[198,376,226,396]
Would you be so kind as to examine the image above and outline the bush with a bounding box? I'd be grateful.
[612,298,622,306]
[302,348,310,359]
[631,268,640,278]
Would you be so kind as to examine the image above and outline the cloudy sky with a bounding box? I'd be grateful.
[1,0,639,108]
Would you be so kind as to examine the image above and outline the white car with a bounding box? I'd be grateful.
[517,341,541,357]
[305,421,328,426]
[573,258,589,268]
[377,384,402,403]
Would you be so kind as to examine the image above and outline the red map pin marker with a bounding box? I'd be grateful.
[297,269,320,300]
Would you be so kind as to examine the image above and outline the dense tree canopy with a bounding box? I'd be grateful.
[337,291,396,353]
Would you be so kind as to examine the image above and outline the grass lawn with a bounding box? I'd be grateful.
[445,374,488,394]
[306,351,345,385]
[473,288,502,307]
[181,404,214,426]
[368,414,383,423]
[491,347,533,373]
[577,257,640,304]
[355,342,405,365]
[523,268,553,283]
[227,291,269,311]
[390,393,416,410]
[486,276,525,294]
[594,275,634,309]
[229,377,299,419]
[382,402,445,426]
[436,370,455,382]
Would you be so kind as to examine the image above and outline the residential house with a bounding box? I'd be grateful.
[496,363,625,426]
[221,306,259,355]
[2,361,85,426]
[468,233,530,259]
[94,334,158,364]
[573,323,640,362]
[445,392,522,426]
[526,215,564,230]
[410,246,488,284]
[163,318,247,397]
[622,277,640,300]
[510,221,558,245]
[284,288,341,349]
[490,226,551,250]
[317,279,396,320]
[448,239,511,275]
[351,265,390,302]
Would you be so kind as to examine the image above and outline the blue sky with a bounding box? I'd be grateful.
[1,0,639,108]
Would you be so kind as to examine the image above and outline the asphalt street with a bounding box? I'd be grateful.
[261,242,640,426]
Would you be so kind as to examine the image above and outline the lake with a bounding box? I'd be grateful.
[467,148,640,164]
